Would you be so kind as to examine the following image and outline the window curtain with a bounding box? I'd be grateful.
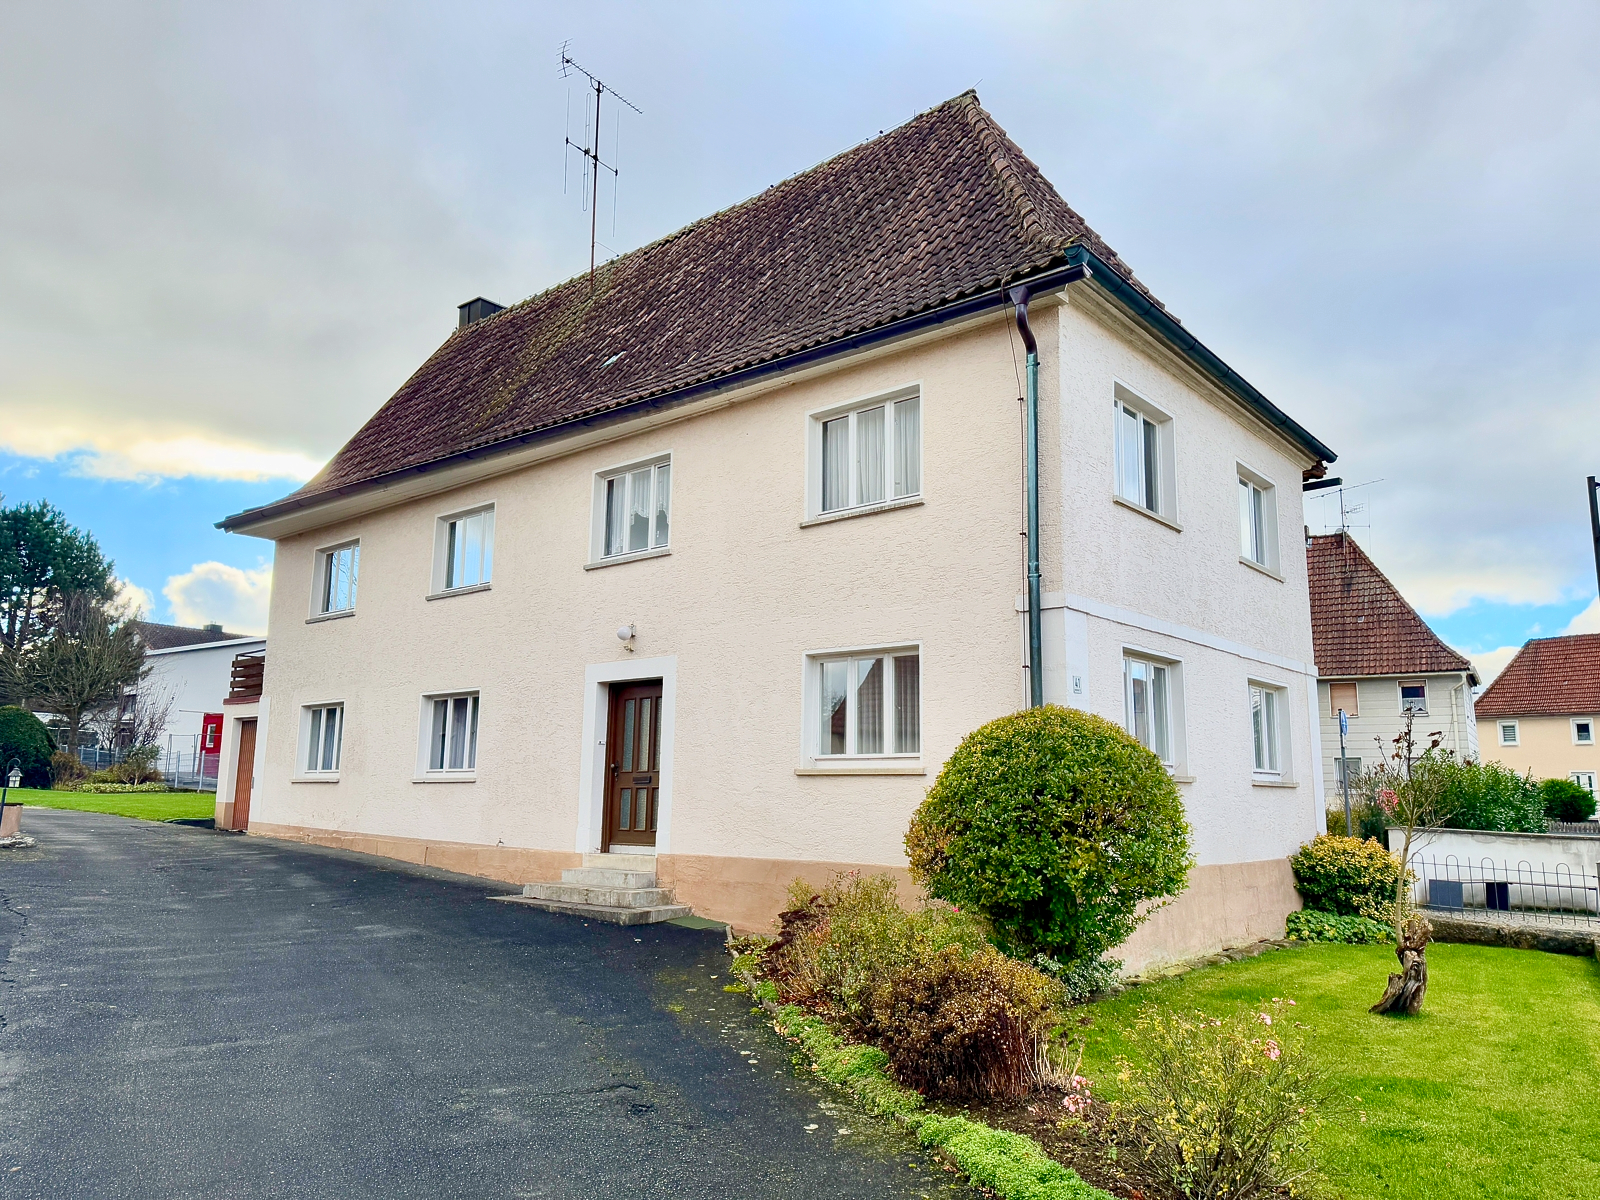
[893,398,920,498]
[856,407,886,505]
[894,655,920,753]
[822,417,849,511]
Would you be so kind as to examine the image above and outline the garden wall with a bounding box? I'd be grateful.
[1387,827,1600,875]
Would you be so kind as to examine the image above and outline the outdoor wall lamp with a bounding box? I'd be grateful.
[617,623,636,652]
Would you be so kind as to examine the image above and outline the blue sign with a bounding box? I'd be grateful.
[1339,710,1349,737]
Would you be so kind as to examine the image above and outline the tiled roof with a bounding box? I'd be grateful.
[1307,533,1474,680]
[1475,633,1600,718]
[133,621,255,651]
[237,92,1163,516]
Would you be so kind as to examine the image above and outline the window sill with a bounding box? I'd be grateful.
[1170,773,1196,784]
[426,583,492,601]
[796,763,926,776]
[585,546,671,571]
[800,496,923,528]
[292,775,340,784]
[1112,494,1182,532]
[306,609,355,625]
[413,773,476,784]
[1239,556,1283,582]
[1252,777,1299,788]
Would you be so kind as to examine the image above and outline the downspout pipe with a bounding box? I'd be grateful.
[1008,284,1044,709]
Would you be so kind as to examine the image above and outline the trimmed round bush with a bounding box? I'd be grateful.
[1289,834,1406,920]
[1540,777,1597,823]
[0,706,56,789]
[905,705,1193,962]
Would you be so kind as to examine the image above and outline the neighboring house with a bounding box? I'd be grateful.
[217,92,1336,970]
[132,621,266,746]
[1475,633,1600,798]
[1307,533,1479,802]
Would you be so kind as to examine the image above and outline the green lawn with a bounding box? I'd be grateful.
[8,787,215,823]
[1072,943,1600,1200]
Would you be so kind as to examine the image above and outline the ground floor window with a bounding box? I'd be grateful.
[815,648,920,757]
[425,693,479,772]
[301,704,343,774]
[1573,771,1597,796]
[1334,756,1361,789]
[1123,654,1174,764]
[1250,682,1286,775]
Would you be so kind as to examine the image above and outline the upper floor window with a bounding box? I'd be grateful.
[814,647,920,758]
[1124,653,1175,765]
[315,541,359,615]
[1238,466,1279,573]
[1250,681,1286,775]
[301,703,344,774]
[1574,718,1594,746]
[1498,720,1519,746]
[1112,388,1175,521]
[1328,681,1359,719]
[433,506,494,593]
[602,459,671,558]
[812,390,921,517]
[1399,680,1428,714]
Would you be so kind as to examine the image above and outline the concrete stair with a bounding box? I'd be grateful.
[491,852,691,926]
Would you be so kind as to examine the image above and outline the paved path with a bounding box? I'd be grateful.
[0,809,967,1199]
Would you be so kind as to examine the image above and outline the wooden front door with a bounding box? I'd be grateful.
[232,719,257,831]
[604,681,662,849]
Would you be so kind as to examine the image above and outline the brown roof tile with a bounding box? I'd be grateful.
[1307,533,1474,680]
[244,92,1159,514]
[133,621,255,650]
[1474,633,1600,718]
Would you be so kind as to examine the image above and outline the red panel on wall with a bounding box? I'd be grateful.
[201,713,224,757]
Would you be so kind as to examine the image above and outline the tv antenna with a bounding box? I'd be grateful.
[560,43,642,289]
[1324,478,1383,534]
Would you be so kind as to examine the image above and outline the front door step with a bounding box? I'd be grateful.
[490,854,690,926]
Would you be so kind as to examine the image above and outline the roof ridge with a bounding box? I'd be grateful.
[955,95,1067,254]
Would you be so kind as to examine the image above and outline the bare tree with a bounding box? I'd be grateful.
[1364,711,1456,1016]
[3,594,148,757]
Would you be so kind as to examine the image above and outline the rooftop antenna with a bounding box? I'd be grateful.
[559,43,642,291]
[1326,478,1383,535]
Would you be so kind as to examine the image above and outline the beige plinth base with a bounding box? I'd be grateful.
[247,822,581,885]
[0,803,20,837]
[241,823,1298,973]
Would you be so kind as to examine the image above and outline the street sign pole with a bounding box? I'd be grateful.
[1338,709,1352,837]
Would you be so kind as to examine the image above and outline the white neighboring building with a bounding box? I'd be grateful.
[133,622,266,751]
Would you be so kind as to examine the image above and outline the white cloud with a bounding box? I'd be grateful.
[113,576,156,619]
[1563,598,1600,635]
[163,562,272,634]
[0,407,322,482]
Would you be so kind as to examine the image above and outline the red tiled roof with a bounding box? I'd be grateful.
[233,92,1161,518]
[1307,533,1474,680]
[1475,633,1600,718]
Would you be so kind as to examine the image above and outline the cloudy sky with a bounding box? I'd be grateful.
[2,2,1597,679]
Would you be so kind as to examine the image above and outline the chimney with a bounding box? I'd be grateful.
[457,297,505,328]
[203,623,223,635]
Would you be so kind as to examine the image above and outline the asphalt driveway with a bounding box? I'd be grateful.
[0,808,968,1199]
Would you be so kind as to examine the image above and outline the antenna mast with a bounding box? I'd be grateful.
[560,44,642,289]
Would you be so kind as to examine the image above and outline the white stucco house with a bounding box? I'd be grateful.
[1307,533,1478,810]
[120,622,265,784]
[216,93,1335,970]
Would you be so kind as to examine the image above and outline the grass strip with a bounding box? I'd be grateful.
[9,787,214,823]
[769,1003,1112,1200]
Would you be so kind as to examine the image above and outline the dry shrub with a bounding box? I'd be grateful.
[50,750,88,789]
[761,872,1063,1102]
[868,943,1063,1101]
[1114,998,1333,1199]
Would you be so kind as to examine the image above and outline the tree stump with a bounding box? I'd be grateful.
[1371,914,1432,1015]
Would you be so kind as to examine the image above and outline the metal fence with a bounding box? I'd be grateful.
[1409,854,1600,928]
[1548,821,1600,837]
[73,736,219,793]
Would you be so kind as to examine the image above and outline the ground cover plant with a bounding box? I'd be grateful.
[1063,942,1600,1200]
[12,786,212,822]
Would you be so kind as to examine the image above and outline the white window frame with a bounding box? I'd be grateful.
[416,691,481,781]
[805,385,922,522]
[1111,383,1177,524]
[1498,720,1520,746]
[1237,464,1280,575]
[311,540,360,617]
[802,642,922,767]
[588,453,671,566]
[1249,678,1291,779]
[430,504,495,596]
[1572,717,1595,746]
[1121,649,1185,771]
[1398,679,1428,715]
[1572,771,1597,796]
[296,702,344,779]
